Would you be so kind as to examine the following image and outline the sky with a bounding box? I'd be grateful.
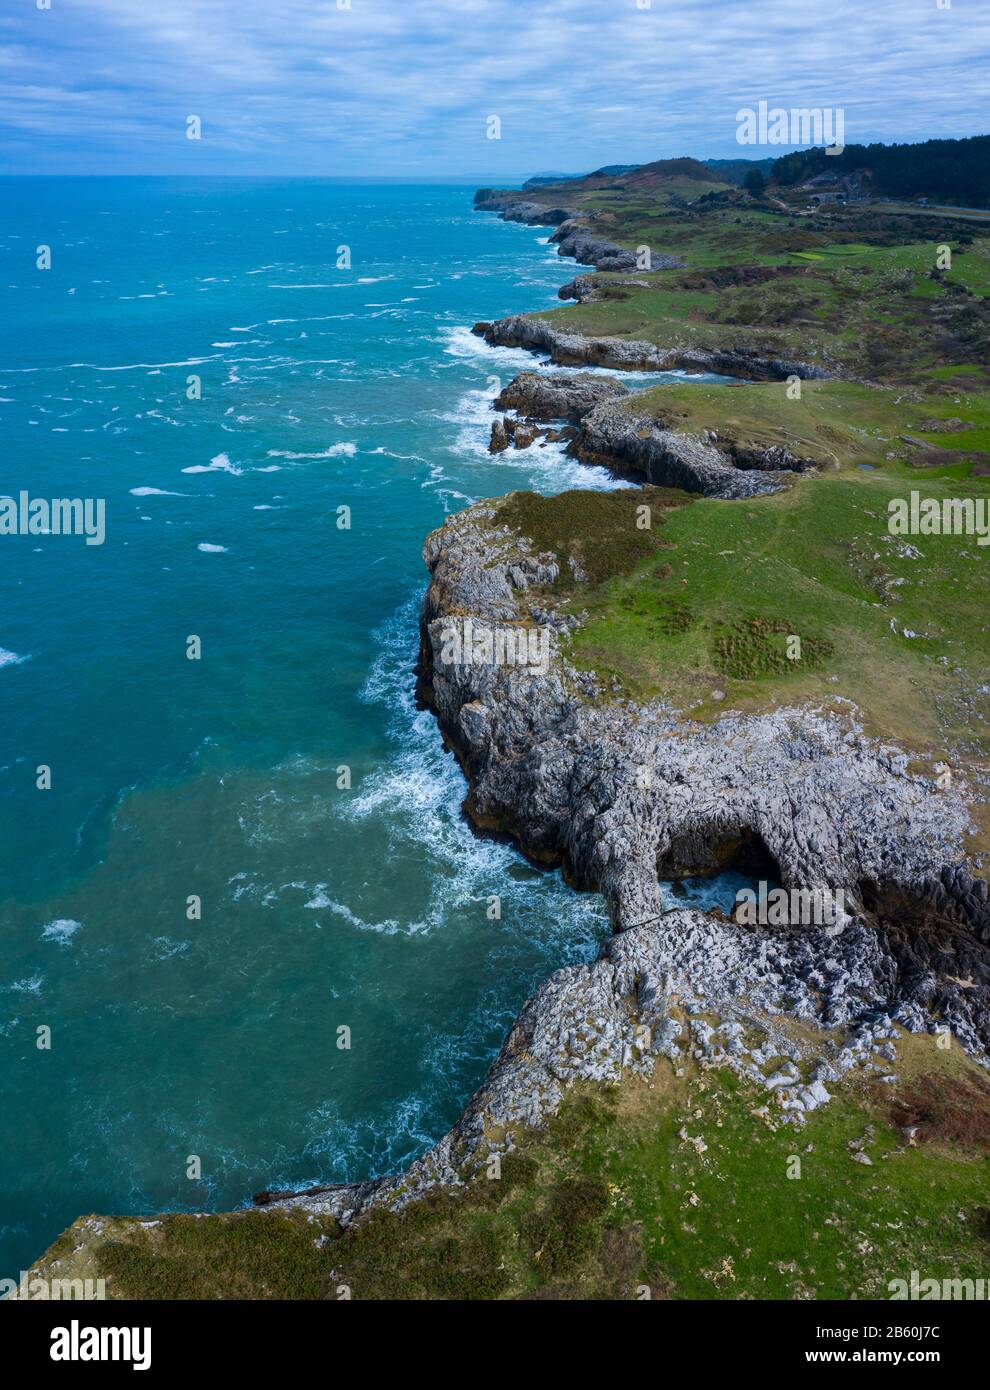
[1,0,987,178]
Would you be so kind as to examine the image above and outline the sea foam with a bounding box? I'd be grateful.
[41,919,82,946]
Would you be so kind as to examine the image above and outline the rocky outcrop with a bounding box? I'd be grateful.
[558,274,599,302]
[417,502,990,1036]
[269,498,990,1229]
[487,417,569,452]
[573,399,816,495]
[489,418,510,453]
[558,274,653,302]
[419,506,975,906]
[472,190,683,275]
[488,372,817,494]
[270,904,921,1226]
[550,218,682,272]
[474,314,832,381]
[472,190,573,227]
[494,370,630,422]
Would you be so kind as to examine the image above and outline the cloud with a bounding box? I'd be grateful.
[1,0,986,175]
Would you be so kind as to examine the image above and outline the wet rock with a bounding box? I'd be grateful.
[489,418,510,453]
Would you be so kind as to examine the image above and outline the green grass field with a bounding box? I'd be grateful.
[498,441,990,760]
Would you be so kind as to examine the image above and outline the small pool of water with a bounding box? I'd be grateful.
[660,871,778,916]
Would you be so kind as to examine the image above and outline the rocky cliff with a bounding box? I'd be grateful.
[264,490,990,1230]
[473,314,833,381]
[268,194,988,1227]
[472,189,682,273]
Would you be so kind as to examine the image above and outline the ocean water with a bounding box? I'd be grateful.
[0,178,735,1278]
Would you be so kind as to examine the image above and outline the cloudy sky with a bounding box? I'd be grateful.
[2,0,987,177]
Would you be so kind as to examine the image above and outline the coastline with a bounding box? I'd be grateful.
[21,186,990,1295]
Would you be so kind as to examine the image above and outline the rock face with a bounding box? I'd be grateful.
[472,190,573,227]
[494,370,630,422]
[550,218,683,272]
[474,314,832,381]
[472,190,683,274]
[574,399,816,495]
[418,502,990,1047]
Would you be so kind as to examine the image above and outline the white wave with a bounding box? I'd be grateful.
[197,543,227,553]
[441,386,628,495]
[1,356,225,375]
[300,1092,446,1185]
[439,325,720,386]
[440,325,546,372]
[485,438,631,494]
[264,442,357,460]
[5,975,42,994]
[343,597,609,941]
[129,487,186,496]
[369,447,428,464]
[41,918,82,946]
[266,314,353,325]
[182,452,243,476]
[304,893,400,934]
[1,647,28,669]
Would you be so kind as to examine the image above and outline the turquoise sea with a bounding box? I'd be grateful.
[0,178,739,1277]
